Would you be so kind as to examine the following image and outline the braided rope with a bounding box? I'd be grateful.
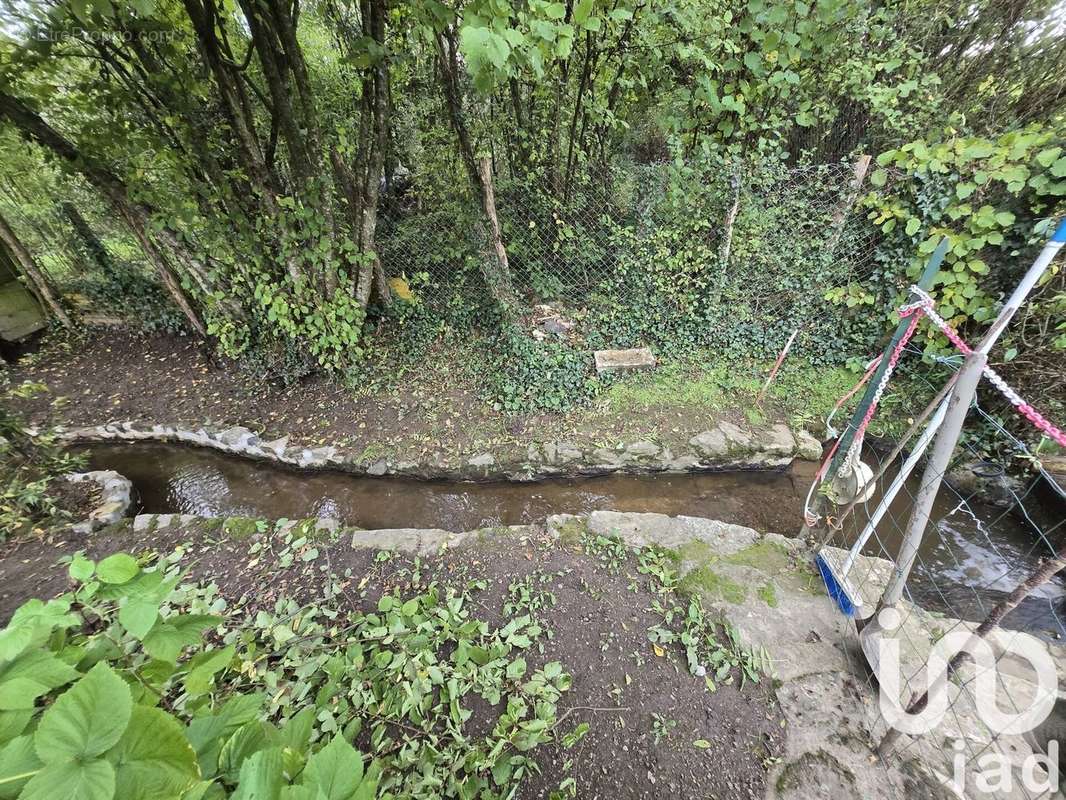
[835,312,921,478]
[905,286,1066,448]
[803,280,1066,528]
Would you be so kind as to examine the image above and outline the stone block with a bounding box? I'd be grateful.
[593,347,656,374]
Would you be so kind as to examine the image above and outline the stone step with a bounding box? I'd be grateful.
[593,346,656,373]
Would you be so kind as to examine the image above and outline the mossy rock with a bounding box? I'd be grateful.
[756,582,779,607]
[554,517,589,547]
[222,517,263,539]
[723,540,793,574]
[680,566,747,604]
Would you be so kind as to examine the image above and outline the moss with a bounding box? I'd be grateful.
[554,518,589,547]
[776,750,856,795]
[723,540,792,574]
[744,407,766,427]
[756,582,778,607]
[679,566,747,604]
[222,517,261,539]
[677,540,714,563]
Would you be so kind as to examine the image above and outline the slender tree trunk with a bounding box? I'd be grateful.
[478,156,516,308]
[435,30,516,308]
[0,211,72,327]
[354,0,391,308]
[62,201,116,278]
[0,90,206,335]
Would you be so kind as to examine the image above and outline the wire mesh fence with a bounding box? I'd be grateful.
[376,158,882,358]
[808,328,1066,797]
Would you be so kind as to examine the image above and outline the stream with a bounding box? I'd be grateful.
[84,442,1066,636]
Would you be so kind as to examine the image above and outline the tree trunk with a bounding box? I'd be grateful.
[0,211,72,327]
[354,0,391,309]
[434,31,516,309]
[0,90,206,335]
[62,201,116,278]
[477,157,517,308]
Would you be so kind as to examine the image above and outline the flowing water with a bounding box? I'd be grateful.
[83,442,1066,635]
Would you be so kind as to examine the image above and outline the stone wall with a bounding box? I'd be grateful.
[51,419,824,481]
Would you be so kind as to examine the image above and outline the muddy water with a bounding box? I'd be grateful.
[84,442,1066,634]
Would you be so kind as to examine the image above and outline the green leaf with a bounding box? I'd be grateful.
[0,711,31,746]
[19,758,114,800]
[299,735,364,800]
[544,2,566,19]
[0,599,77,662]
[904,218,920,236]
[955,182,975,200]
[0,650,79,710]
[459,26,511,75]
[183,646,234,696]
[96,554,139,584]
[219,722,281,783]
[231,747,284,800]
[0,735,40,799]
[34,662,132,763]
[506,658,527,680]
[961,141,995,160]
[108,705,200,800]
[693,739,712,748]
[68,555,95,583]
[1035,147,1061,168]
[119,598,159,639]
[572,0,594,25]
[142,615,219,663]
[869,169,887,187]
[993,211,1015,227]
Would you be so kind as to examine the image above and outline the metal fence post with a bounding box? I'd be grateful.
[878,349,986,608]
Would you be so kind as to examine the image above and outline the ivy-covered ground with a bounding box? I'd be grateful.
[7,328,863,466]
[0,514,785,799]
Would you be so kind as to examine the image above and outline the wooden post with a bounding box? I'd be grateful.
[755,326,800,407]
[477,155,516,308]
[827,154,871,253]
[719,171,741,268]
[0,211,71,327]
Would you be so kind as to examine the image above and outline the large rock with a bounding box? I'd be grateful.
[351,528,470,556]
[755,423,797,455]
[586,510,758,554]
[689,428,729,457]
[593,347,656,374]
[794,429,823,461]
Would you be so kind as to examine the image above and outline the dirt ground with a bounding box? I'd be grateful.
[49,475,102,520]
[4,327,795,465]
[0,520,784,799]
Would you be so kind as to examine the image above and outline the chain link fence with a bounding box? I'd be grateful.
[810,339,1066,797]
[377,158,882,357]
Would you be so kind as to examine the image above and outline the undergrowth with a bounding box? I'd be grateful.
[0,380,86,540]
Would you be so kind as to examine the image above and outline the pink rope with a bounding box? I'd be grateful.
[853,312,921,443]
[904,289,1066,448]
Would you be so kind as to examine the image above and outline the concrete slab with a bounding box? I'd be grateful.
[593,346,656,374]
